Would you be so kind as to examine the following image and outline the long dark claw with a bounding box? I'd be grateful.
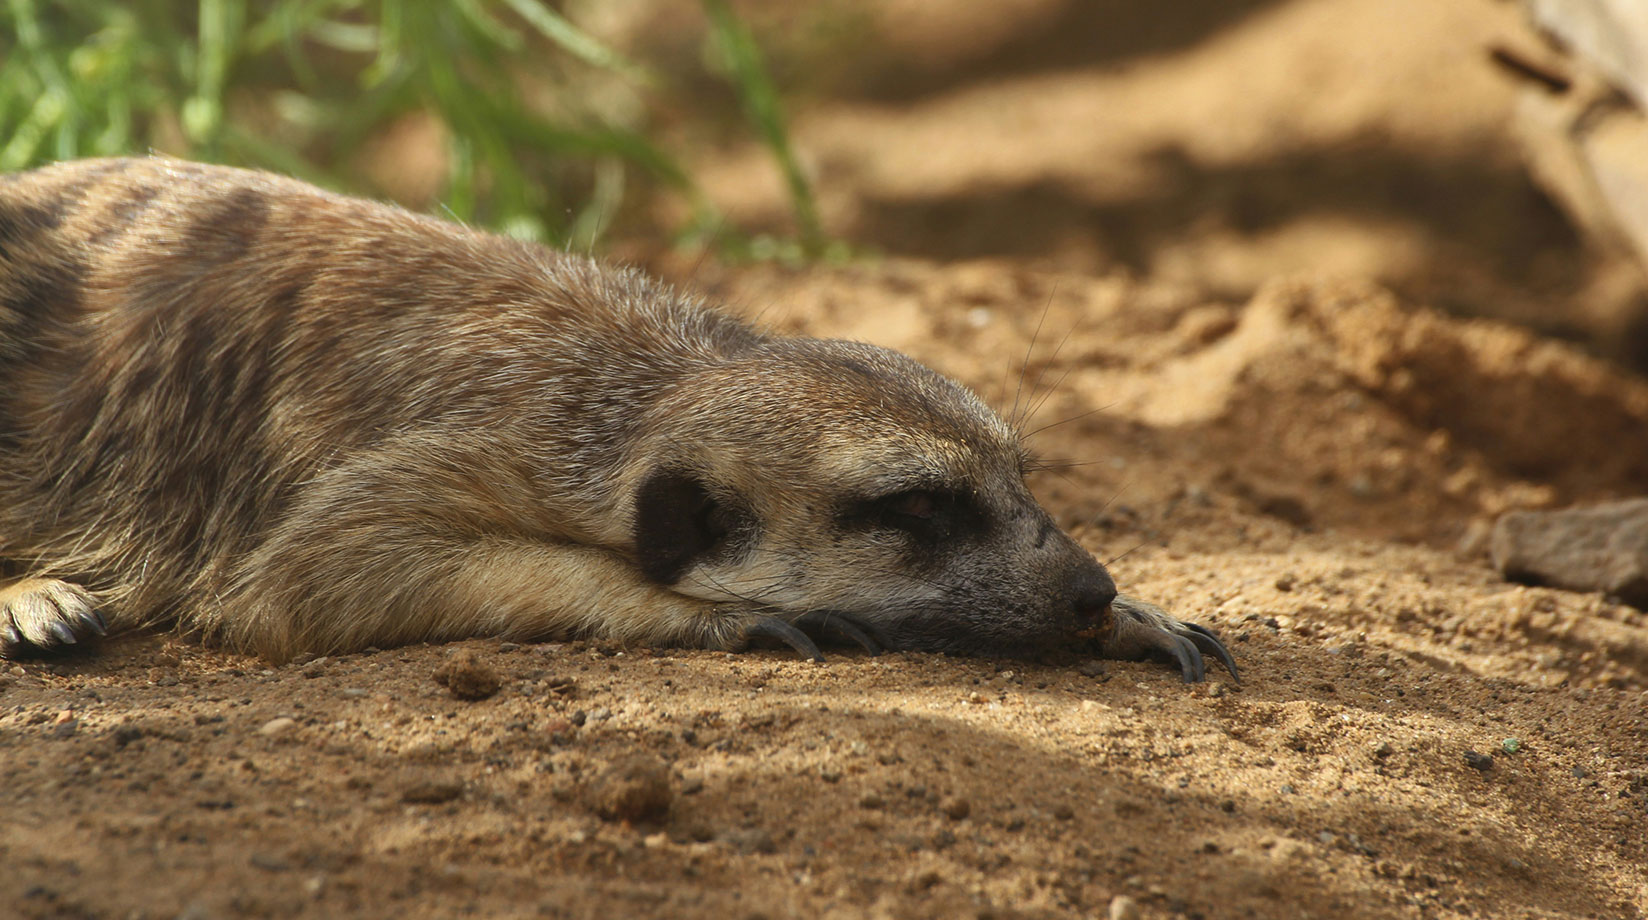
[1184,622,1240,684]
[49,621,78,645]
[1168,633,1204,683]
[744,616,825,662]
[75,610,107,638]
[793,611,885,656]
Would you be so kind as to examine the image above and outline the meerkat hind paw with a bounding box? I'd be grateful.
[1,578,107,656]
[1105,595,1239,684]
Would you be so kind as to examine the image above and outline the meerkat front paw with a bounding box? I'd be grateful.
[1100,594,1238,683]
[726,611,889,661]
[0,577,107,656]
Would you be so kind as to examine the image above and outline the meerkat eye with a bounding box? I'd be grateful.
[887,490,938,520]
[862,488,959,533]
[841,488,983,541]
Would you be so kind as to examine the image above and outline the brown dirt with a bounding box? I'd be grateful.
[7,269,1646,920]
[6,2,1648,919]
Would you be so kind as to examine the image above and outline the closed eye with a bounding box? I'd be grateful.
[844,488,982,541]
[884,489,938,521]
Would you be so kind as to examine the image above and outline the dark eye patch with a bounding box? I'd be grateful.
[841,487,986,543]
[633,469,754,584]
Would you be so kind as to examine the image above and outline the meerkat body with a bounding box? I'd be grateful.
[0,157,1233,680]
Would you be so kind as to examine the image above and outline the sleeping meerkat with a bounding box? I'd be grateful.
[0,157,1235,681]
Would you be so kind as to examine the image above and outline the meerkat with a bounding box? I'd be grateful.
[0,157,1235,681]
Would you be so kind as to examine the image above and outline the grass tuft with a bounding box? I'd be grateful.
[0,0,825,256]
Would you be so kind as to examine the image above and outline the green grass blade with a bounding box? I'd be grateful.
[701,0,823,253]
[498,0,651,83]
[1,88,68,171]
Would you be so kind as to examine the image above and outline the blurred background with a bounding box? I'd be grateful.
[5,0,1646,369]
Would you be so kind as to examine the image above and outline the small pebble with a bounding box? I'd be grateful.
[432,650,501,701]
[401,780,462,804]
[593,756,673,823]
[721,828,776,854]
[1077,660,1107,677]
[1501,738,1521,754]
[1052,804,1074,821]
[338,688,368,699]
[941,797,971,821]
[1109,894,1142,920]
[1463,750,1494,772]
[258,717,298,737]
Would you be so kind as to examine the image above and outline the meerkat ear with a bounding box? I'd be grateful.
[632,469,735,584]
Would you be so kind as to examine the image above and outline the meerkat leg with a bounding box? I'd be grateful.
[221,534,787,662]
[210,444,880,662]
[447,558,886,662]
[0,577,108,655]
[438,539,768,651]
[1103,594,1239,683]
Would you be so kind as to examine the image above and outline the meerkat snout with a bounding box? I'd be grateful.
[1068,565,1119,635]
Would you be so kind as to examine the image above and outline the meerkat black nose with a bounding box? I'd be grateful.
[1071,566,1118,627]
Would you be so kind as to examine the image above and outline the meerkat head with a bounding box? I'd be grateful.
[626,337,1116,657]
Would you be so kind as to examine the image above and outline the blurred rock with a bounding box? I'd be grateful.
[1492,498,1648,607]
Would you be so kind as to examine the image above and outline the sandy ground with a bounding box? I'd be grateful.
[7,267,1646,920]
[6,1,1648,919]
